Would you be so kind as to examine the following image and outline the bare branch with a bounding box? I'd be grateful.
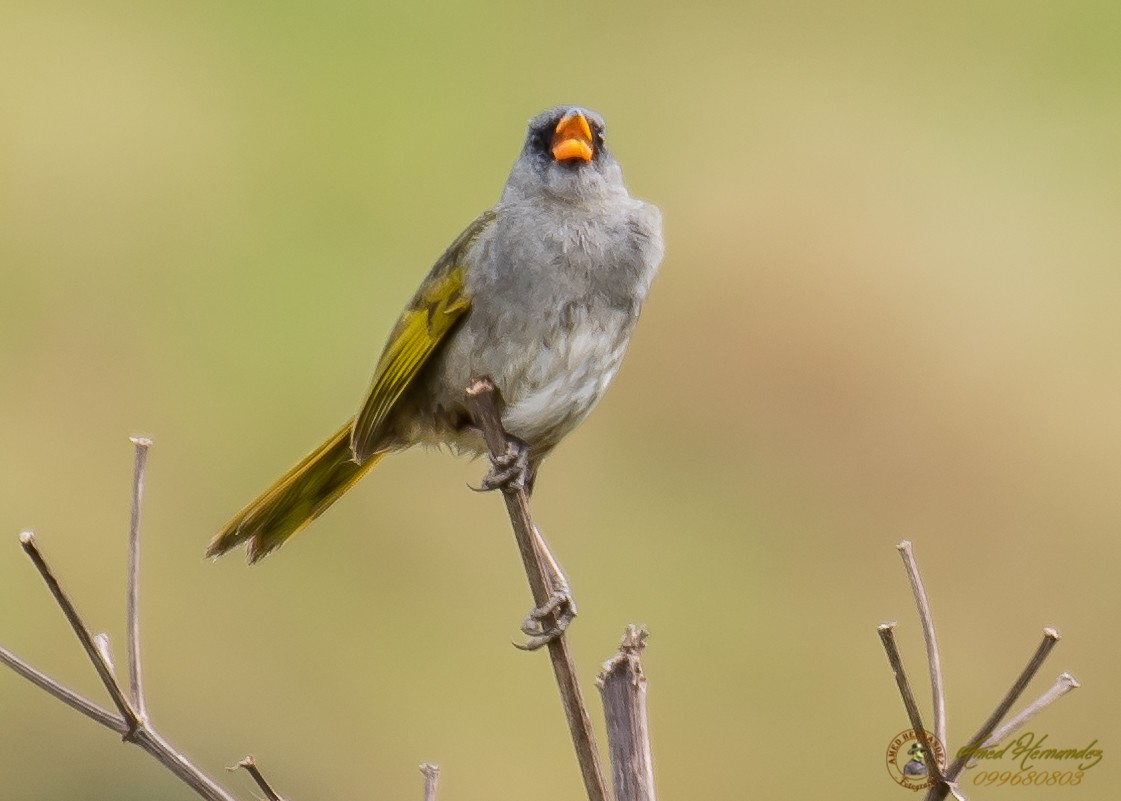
[897,541,946,747]
[232,756,285,801]
[7,530,240,801]
[983,672,1079,746]
[2,439,242,801]
[133,728,238,801]
[925,674,1079,801]
[959,628,1060,756]
[20,531,142,735]
[926,628,1063,800]
[882,549,1080,801]
[877,622,944,785]
[465,377,609,801]
[464,380,555,610]
[598,625,655,801]
[420,763,440,801]
[0,642,127,732]
[127,436,152,721]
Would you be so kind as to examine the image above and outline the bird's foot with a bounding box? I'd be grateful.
[474,438,531,492]
[515,589,577,651]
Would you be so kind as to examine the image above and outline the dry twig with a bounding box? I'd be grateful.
[420,762,440,801]
[127,436,151,722]
[598,625,656,801]
[231,756,285,801]
[878,622,944,786]
[983,672,1080,747]
[465,377,610,801]
[879,541,1080,801]
[897,541,946,747]
[0,440,238,801]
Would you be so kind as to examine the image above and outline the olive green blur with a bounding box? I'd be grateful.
[2,3,1119,801]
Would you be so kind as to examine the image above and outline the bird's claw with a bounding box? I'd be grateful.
[513,590,577,651]
[475,438,531,492]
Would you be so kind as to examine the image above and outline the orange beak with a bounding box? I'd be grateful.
[551,111,594,162]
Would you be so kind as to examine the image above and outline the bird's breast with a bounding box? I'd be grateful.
[497,303,633,452]
[405,201,657,459]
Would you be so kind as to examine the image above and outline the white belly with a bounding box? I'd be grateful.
[501,316,630,449]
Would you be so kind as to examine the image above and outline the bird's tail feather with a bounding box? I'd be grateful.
[206,419,385,563]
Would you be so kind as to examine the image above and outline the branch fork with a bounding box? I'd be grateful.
[879,540,1080,801]
[1,439,239,801]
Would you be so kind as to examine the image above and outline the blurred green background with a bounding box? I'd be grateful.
[2,2,1119,799]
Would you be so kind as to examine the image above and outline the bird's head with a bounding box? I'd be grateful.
[503,106,628,205]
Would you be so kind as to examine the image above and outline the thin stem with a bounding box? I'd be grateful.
[20,531,141,735]
[127,436,152,721]
[9,527,238,801]
[897,540,946,747]
[878,623,944,785]
[938,629,1063,787]
[925,677,1079,801]
[465,378,610,801]
[0,643,127,733]
[233,756,284,801]
[420,763,440,801]
[136,728,238,801]
[984,672,1079,746]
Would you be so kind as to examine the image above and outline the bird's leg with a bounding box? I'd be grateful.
[477,436,531,492]
[516,523,577,651]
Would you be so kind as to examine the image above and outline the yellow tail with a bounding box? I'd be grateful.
[206,420,385,563]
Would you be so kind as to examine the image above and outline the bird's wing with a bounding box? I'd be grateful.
[350,209,495,461]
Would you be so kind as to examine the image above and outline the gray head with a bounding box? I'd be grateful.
[502,106,630,206]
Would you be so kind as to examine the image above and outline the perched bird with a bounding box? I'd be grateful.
[207,106,663,564]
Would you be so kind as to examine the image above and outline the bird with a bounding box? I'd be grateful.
[206,106,664,565]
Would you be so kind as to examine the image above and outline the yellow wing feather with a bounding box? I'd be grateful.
[351,210,492,461]
[207,209,495,562]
